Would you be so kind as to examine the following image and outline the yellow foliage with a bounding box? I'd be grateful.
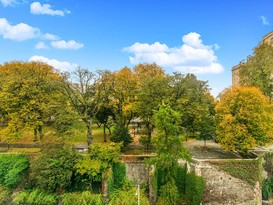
[216,86,273,153]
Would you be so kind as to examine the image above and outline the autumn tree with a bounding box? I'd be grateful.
[61,68,104,145]
[109,67,137,128]
[239,43,273,99]
[134,63,169,144]
[215,87,273,154]
[0,61,62,141]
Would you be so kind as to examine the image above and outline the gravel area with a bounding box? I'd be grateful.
[183,140,240,159]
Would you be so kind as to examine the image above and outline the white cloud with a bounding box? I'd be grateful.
[51,40,84,50]
[124,32,224,74]
[29,55,78,72]
[0,0,17,7]
[42,33,59,41]
[260,16,270,25]
[30,2,70,16]
[35,41,48,49]
[0,18,39,41]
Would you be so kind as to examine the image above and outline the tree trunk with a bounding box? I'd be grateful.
[103,123,107,142]
[86,119,93,146]
[33,128,38,142]
[106,125,111,135]
[38,125,44,140]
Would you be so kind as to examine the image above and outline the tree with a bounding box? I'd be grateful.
[239,43,273,99]
[151,104,190,204]
[134,64,170,144]
[215,87,273,154]
[75,143,121,191]
[95,106,114,142]
[170,73,212,141]
[108,67,137,128]
[0,61,62,141]
[61,68,104,145]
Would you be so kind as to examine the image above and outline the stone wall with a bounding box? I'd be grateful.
[190,159,262,205]
[120,155,262,205]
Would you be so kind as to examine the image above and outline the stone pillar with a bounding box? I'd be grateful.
[149,165,156,205]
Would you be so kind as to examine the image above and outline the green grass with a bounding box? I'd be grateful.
[0,121,112,145]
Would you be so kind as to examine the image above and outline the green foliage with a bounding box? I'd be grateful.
[151,104,191,204]
[0,154,29,189]
[239,43,273,99]
[52,107,78,137]
[75,142,121,190]
[108,187,150,205]
[30,142,78,193]
[185,172,206,205]
[139,135,152,148]
[262,179,273,200]
[61,191,104,205]
[110,124,132,147]
[159,180,180,205]
[210,158,262,186]
[176,165,187,194]
[13,189,58,205]
[112,162,126,189]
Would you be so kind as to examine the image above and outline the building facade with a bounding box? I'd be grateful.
[231,30,273,87]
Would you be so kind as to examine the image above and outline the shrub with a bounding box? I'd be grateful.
[30,142,79,193]
[185,172,206,205]
[262,178,273,200]
[13,189,58,205]
[109,187,150,205]
[0,154,29,189]
[61,191,104,205]
[110,124,132,148]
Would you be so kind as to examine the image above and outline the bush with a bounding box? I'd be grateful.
[0,154,29,189]
[110,124,132,148]
[30,142,79,193]
[262,178,273,200]
[185,172,206,205]
[61,191,104,205]
[13,189,58,205]
[109,187,150,205]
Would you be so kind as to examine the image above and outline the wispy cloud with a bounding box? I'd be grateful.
[30,2,70,16]
[35,42,48,49]
[0,18,39,41]
[124,32,224,74]
[29,55,78,72]
[260,16,270,25]
[0,0,18,7]
[51,40,84,50]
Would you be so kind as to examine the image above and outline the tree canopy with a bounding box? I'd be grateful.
[215,86,273,153]
[239,43,273,99]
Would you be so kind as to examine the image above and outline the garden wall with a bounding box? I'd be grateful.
[190,158,262,205]
[120,155,262,205]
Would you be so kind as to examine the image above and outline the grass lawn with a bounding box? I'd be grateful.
[0,120,112,146]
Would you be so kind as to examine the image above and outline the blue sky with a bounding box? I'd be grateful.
[1,0,273,96]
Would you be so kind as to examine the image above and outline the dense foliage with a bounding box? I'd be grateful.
[13,189,58,205]
[239,43,273,99]
[0,154,29,189]
[262,153,273,200]
[61,192,104,205]
[216,87,273,153]
[30,142,78,193]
